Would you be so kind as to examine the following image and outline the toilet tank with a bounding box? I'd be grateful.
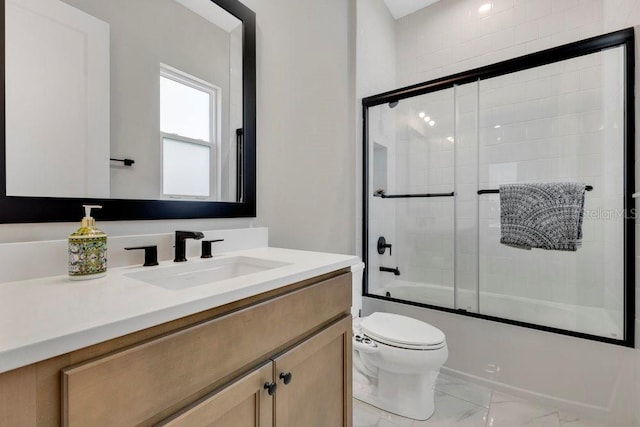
[351,262,365,318]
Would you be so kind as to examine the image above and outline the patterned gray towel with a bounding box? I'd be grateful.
[499,183,586,251]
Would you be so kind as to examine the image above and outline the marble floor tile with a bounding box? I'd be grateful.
[435,373,493,408]
[485,391,561,427]
[354,399,413,427]
[558,412,607,427]
[353,391,488,427]
[354,380,605,427]
[412,391,489,427]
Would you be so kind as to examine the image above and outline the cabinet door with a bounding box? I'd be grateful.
[273,315,352,427]
[158,362,274,427]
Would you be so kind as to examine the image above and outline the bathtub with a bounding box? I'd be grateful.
[378,280,623,340]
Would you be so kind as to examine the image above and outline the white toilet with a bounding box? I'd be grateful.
[351,263,448,420]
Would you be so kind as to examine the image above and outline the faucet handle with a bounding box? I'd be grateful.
[125,246,159,267]
[377,236,392,255]
[201,239,225,258]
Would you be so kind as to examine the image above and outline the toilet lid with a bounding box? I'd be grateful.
[360,312,445,348]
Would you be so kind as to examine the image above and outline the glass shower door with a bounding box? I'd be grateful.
[363,29,632,345]
[476,47,626,339]
[454,81,480,313]
[366,88,456,309]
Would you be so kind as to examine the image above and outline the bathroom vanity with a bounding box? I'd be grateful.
[0,247,358,426]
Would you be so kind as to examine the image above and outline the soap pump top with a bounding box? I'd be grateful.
[79,205,102,229]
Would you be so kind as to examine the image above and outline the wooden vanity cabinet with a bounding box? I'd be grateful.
[0,268,353,427]
[159,316,352,427]
[159,362,274,427]
[272,316,352,427]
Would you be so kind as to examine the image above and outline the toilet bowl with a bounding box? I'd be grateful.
[350,263,448,420]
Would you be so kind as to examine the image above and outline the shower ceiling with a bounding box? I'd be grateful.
[383,0,441,19]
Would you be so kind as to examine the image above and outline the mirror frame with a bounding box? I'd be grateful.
[0,0,256,222]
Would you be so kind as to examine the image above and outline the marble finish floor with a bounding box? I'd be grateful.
[353,373,605,427]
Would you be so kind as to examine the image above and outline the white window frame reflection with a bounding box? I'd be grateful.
[160,64,222,199]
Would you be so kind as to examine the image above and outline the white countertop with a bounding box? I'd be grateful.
[0,247,360,374]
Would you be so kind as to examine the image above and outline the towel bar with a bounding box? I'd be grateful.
[478,185,593,195]
[374,190,455,198]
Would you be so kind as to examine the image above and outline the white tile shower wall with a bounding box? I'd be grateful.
[357,0,398,296]
[395,0,614,89]
[472,51,625,328]
[454,82,480,311]
[368,105,399,295]
[601,46,627,326]
[393,89,456,303]
[395,0,628,325]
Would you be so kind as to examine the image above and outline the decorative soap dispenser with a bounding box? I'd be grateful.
[68,205,107,280]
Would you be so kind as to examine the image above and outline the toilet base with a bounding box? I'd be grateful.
[353,367,437,421]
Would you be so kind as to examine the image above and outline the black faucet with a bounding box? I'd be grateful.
[174,231,205,262]
[379,266,400,276]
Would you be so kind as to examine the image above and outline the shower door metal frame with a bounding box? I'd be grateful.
[362,28,636,348]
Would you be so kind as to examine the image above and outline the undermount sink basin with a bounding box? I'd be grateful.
[125,256,290,290]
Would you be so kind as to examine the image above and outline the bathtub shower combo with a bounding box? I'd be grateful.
[362,29,635,347]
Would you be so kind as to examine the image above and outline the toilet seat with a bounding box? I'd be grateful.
[360,312,446,350]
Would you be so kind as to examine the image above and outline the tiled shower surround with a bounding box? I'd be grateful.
[388,0,633,335]
[368,44,626,339]
[358,0,640,424]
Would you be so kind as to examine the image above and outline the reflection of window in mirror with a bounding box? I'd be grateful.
[160,64,221,199]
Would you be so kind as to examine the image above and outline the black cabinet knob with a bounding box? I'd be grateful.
[264,382,277,396]
[279,372,293,385]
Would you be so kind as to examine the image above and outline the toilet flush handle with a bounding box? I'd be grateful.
[353,337,379,354]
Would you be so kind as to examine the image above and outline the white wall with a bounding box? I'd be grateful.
[245,0,356,254]
[60,0,232,201]
[223,24,243,201]
[355,0,397,267]
[358,0,640,425]
[357,0,399,295]
[5,0,110,199]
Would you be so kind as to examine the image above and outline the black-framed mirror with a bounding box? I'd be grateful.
[0,0,256,222]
